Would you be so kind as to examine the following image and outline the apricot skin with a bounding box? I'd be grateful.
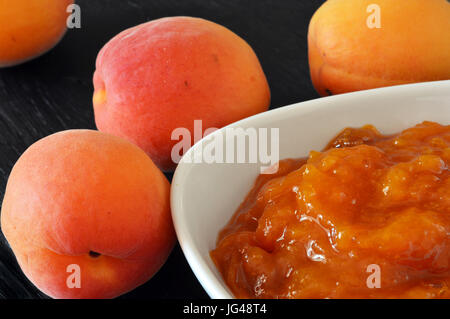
[308,0,450,96]
[0,0,73,67]
[93,16,271,171]
[1,130,175,299]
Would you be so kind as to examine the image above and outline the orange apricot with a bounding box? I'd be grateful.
[308,0,450,96]
[1,130,175,298]
[0,0,73,67]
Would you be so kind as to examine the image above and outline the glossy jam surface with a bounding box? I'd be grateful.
[211,122,450,299]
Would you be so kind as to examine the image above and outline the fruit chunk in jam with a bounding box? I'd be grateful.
[211,121,450,299]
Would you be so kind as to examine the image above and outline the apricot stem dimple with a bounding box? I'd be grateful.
[89,251,101,258]
[93,89,107,105]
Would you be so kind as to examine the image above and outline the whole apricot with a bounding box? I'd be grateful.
[93,16,271,171]
[0,0,73,67]
[308,0,450,96]
[1,130,175,299]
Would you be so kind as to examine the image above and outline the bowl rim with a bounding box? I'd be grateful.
[170,80,450,299]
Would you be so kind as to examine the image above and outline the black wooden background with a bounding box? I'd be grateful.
[0,0,325,299]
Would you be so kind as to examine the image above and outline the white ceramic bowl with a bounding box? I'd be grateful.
[171,80,450,299]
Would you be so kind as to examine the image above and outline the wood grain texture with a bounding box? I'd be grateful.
[0,0,325,299]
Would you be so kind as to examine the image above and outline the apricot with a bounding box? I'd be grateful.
[93,16,271,171]
[308,0,450,96]
[0,0,73,67]
[1,130,175,299]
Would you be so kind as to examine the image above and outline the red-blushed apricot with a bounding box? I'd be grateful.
[1,130,175,299]
[93,16,271,171]
[308,0,450,96]
[0,0,73,67]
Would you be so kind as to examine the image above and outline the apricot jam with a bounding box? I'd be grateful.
[211,121,450,299]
